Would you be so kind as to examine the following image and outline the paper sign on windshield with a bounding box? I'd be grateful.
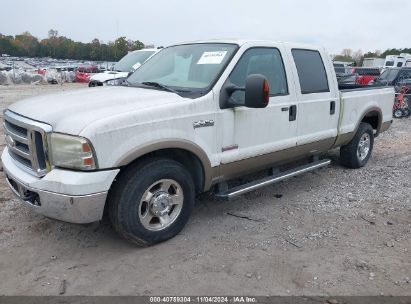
[197,51,227,65]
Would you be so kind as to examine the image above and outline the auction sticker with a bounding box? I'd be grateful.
[197,51,227,64]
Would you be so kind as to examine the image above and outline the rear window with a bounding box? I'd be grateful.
[353,68,380,76]
[385,61,394,67]
[333,63,345,74]
[292,49,329,94]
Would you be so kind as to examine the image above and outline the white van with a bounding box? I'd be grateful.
[362,58,385,68]
[384,53,411,69]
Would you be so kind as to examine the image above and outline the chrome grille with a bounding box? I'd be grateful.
[3,110,52,177]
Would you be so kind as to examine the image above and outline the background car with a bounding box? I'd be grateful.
[371,67,411,86]
[88,49,158,87]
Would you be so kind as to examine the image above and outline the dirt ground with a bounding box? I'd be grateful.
[0,84,410,296]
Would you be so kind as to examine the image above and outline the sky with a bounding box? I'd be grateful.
[1,0,409,55]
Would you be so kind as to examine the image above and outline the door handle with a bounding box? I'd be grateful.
[289,105,297,121]
[330,101,336,115]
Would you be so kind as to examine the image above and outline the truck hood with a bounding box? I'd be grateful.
[90,71,129,82]
[8,86,186,134]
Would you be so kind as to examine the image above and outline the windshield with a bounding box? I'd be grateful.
[127,43,238,94]
[113,50,155,72]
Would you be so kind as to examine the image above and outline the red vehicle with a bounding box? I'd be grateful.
[75,65,100,83]
[351,67,381,85]
[37,68,46,76]
[338,67,381,89]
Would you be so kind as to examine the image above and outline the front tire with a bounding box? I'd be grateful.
[340,123,374,169]
[108,158,195,246]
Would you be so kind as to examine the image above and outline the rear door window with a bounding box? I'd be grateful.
[292,49,330,94]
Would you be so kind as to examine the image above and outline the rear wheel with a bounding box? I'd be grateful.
[340,123,374,169]
[108,158,195,246]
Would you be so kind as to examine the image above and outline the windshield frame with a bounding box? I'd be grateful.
[126,42,240,98]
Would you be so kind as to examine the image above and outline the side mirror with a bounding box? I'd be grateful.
[244,74,270,108]
[222,74,270,109]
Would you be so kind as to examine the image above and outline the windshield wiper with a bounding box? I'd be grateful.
[141,81,186,94]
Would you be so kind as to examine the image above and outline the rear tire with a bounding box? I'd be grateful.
[340,123,374,169]
[108,158,195,246]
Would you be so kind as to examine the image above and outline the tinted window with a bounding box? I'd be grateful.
[385,61,394,67]
[354,68,380,76]
[227,48,288,103]
[292,49,329,94]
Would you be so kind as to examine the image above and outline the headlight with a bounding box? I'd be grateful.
[50,133,97,170]
[105,78,125,86]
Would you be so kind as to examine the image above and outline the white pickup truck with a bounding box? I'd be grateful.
[2,40,394,246]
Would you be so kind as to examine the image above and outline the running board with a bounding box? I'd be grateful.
[214,159,331,200]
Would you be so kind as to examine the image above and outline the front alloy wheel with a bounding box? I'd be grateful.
[139,179,184,231]
[108,158,195,246]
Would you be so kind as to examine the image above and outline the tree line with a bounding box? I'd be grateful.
[2,31,410,64]
[0,30,148,61]
[333,48,411,65]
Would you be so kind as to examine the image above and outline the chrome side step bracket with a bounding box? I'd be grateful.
[214,159,331,200]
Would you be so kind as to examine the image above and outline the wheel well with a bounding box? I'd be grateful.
[361,111,380,131]
[123,148,205,194]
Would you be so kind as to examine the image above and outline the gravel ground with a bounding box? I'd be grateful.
[0,84,410,296]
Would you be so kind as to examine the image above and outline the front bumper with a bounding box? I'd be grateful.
[2,148,119,224]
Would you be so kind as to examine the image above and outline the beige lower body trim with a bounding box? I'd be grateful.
[333,119,393,149]
[213,138,335,184]
[332,132,355,148]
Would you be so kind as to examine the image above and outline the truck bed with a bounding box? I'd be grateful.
[338,87,394,138]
